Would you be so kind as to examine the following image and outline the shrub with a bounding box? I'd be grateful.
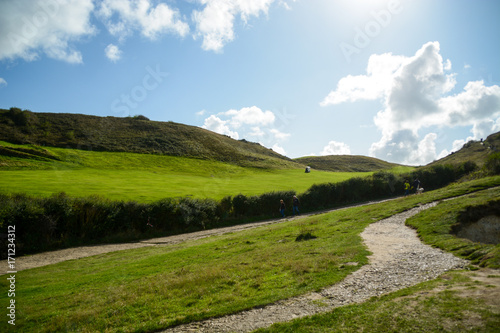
[371,171,400,197]
[149,198,179,231]
[232,194,250,217]
[300,183,336,210]
[175,197,220,230]
[0,155,484,257]
[485,152,500,175]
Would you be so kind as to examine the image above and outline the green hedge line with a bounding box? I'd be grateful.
[0,161,489,257]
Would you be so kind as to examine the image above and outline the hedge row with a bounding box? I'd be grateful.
[0,161,487,257]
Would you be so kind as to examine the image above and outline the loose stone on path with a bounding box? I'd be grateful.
[162,203,468,333]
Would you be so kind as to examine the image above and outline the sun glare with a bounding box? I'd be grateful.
[335,0,403,22]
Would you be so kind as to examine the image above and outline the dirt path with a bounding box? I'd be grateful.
[161,202,470,333]
[1,199,392,273]
[1,215,307,273]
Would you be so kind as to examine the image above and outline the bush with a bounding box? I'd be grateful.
[0,157,482,257]
[485,152,500,175]
[149,198,178,231]
[232,194,250,217]
[371,171,400,197]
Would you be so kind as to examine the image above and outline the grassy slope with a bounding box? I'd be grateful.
[296,131,500,174]
[427,131,500,168]
[255,269,499,333]
[0,141,373,201]
[294,154,407,172]
[256,182,500,333]
[0,109,299,169]
[1,176,499,333]
[0,110,402,201]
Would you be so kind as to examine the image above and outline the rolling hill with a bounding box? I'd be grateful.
[427,131,500,168]
[0,108,409,173]
[296,131,500,173]
[0,108,300,169]
[2,108,498,174]
[294,155,404,172]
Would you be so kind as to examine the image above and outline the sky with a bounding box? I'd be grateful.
[0,0,499,166]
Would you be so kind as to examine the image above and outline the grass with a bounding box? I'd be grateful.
[294,155,407,172]
[0,110,300,169]
[405,186,500,268]
[1,176,499,332]
[0,141,374,201]
[254,270,500,333]
[2,205,373,332]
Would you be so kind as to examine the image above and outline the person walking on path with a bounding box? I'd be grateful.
[404,180,410,196]
[279,199,286,218]
[292,195,300,216]
[413,178,421,194]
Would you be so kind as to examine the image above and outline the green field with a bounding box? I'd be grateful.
[0,141,409,201]
[0,168,373,201]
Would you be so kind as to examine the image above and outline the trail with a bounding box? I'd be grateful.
[2,199,394,273]
[161,202,468,332]
[1,198,471,332]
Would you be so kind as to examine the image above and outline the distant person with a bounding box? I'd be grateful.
[279,199,286,218]
[404,180,410,196]
[413,178,421,194]
[292,195,300,216]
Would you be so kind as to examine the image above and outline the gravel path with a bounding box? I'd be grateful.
[2,199,393,273]
[161,202,468,333]
[1,215,310,273]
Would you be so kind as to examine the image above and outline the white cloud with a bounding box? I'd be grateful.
[192,0,274,52]
[272,143,286,155]
[270,128,291,141]
[471,119,500,140]
[408,133,439,166]
[320,52,405,106]
[437,81,500,127]
[97,0,189,41]
[0,78,6,87]
[0,0,95,63]
[321,141,351,156]
[223,106,275,128]
[249,126,265,137]
[104,43,122,62]
[202,114,239,139]
[369,129,423,164]
[0,0,289,63]
[278,0,295,11]
[323,41,500,165]
[444,59,452,71]
[202,105,291,155]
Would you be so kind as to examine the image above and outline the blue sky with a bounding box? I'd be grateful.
[1,0,499,165]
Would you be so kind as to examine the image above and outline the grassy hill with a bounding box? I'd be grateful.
[0,140,374,201]
[297,131,500,174]
[0,108,300,169]
[427,131,500,168]
[294,154,406,172]
[2,107,498,202]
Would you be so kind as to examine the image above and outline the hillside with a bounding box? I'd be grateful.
[426,131,500,168]
[296,131,500,173]
[294,154,404,172]
[0,108,300,169]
